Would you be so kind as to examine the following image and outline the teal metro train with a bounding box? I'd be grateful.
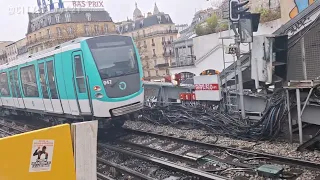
[0,35,144,124]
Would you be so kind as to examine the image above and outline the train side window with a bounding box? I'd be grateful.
[0,72,10,97]
[74,55,86,93]
[39,63,49,99]
[46,61,58,99]
[20,65,39,97]
[13,70,21,98]
[9,71,16,98]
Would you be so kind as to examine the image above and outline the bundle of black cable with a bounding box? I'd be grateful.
[139,89,288,142]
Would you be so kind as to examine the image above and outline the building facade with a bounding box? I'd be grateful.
[0,41,13,65]
[117,3,178,81]
[5,42,18,62]
[26,8,116,54]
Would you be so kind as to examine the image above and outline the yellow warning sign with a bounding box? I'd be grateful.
[0,124,76,180]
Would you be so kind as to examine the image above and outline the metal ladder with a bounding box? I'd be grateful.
[221,37,239,115]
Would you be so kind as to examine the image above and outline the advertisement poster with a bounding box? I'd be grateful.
[29,140,54,172]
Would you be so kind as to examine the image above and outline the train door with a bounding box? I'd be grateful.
[72,51,92,115]
[38,62,54,112]
[45,59,63,114]
[9,69,20,108]
[14,69,25,109]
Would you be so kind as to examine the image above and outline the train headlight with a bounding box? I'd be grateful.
[93,86,101,91]
[95,93,103,99]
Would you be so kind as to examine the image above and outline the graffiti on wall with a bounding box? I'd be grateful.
[289,0,316,19]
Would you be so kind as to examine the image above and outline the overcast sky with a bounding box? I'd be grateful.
[0,0,212,41]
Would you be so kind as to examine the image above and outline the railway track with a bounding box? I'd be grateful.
[97,142,229,180]
[111,127,320,179]
[1,117,320,179]
[0,118,34,136]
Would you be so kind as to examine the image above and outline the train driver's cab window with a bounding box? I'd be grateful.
[74,55,86,93]
[20,65,39,97]
[0,72,10,97]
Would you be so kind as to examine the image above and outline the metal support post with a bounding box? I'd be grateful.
[296,89,303,144]
[234,30,245,119]
[286,90,292,143]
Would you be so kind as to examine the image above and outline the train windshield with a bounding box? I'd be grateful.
[86,36,139,79]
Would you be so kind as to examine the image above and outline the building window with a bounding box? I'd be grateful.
[85,13,92,21]
[166,69,169,75]
[94,25,99,34]
[55,14,60,23]
[153,49,156,56]
[40,19,43,27]
[48,16,52,25]
[43,18,47,26]
[152,39,155,46]
[157,16,161,23]
[47,29,51,38]
[65,13,71,22]
[57,27,62,37]
[68,27,73,35]
[31,24,35,32]
[104,24,108,34]
[148,71,150,77]
[0,72,10,97]
[156,70,159,76]
[20,65,39,97]
[144,40,147,48]
[154,59,157,65]
[84,25,90,35]
[165,15,170,21]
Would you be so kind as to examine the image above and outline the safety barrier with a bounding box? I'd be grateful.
[0,120,98,180]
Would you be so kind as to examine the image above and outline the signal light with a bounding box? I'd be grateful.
[229,0,250,22]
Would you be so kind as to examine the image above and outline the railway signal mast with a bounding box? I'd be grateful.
[226,0,260,119]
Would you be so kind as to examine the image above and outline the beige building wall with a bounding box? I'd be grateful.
[27,22,116,54]
[0,41,13,65]
[123,24,177,81]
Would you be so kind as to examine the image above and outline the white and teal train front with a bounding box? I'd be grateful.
[0,35,144,124]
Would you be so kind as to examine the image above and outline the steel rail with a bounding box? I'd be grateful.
[118,140,198,163]
[97,172,115,180]
[97,157,157,180]
[0,119,28,134]
[124,128,320,170]
[98,143,230,180]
